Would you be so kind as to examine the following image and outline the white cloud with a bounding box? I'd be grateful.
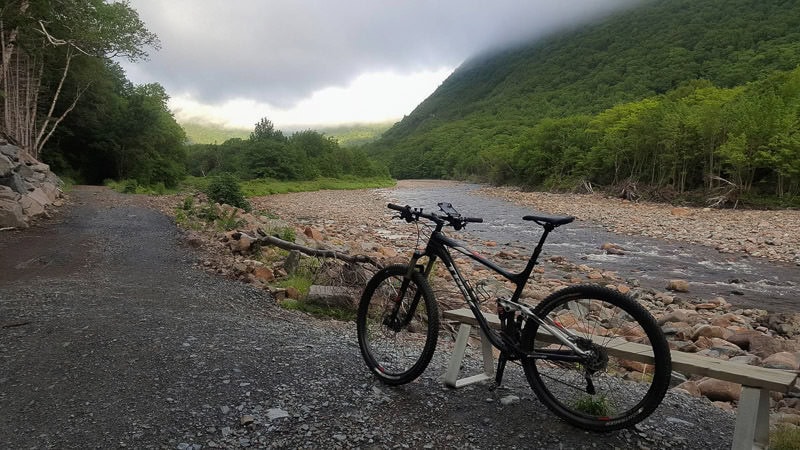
[121,0,641,127]
[168,67,453,129]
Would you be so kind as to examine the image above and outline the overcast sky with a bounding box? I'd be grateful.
[121,0,640,130]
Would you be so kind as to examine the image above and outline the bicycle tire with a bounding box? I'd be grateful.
[520,285,671,431]
[357,264,439,385]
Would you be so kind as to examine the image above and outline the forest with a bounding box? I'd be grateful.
[366,0,800,205]
[184,118,389,182]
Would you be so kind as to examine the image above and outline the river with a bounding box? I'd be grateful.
[382,182,798,314]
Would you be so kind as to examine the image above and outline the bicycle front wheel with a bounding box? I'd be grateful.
[357,264,439,385]
[521,285,671,431]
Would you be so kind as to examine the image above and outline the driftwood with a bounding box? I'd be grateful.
[250,230,383,268]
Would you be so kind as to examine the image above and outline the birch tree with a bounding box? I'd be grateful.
[0,0,158,159]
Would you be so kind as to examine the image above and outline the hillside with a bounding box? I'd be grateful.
[367,0,800,185]
[183,121,391,147]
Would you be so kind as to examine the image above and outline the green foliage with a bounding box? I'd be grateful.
[364,0,800,203]
[772,424,800,450]
[185,120,391,183]
[278,298,356,321]
[205,173,251,211]
[573,395,613,416]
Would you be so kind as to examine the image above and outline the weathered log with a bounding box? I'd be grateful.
[249,231,383,268]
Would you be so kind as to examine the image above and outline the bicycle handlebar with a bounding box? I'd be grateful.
[387,203,482,230]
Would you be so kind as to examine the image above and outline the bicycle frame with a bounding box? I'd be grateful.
[402,221,591,362]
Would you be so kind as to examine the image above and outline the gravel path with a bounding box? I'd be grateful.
[0,186,738,449]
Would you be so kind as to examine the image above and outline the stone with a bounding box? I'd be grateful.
[305,285,358,309]
[285,286,301,300]
[284,250,301,274]
[303,226,323,241]
[673,381,701,397]
[728,355,762,366]
[692,324,729,341]
[658,309,697,326]
[697,378,741,402]
[500,395,520,406]
[670,207,692,216]
[0,154,12,177]
[0,198,27,228]
[666,279,689,292]
[240,415,255,426]
[19,193,45,217]
[749,334,800,359]
[600,242,626,255]
[267,408,289,420]
[252,266,275,282]
[725,330,762,350]
[761,352,800,370]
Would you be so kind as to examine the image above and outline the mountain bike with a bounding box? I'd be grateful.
[356,202,671,431]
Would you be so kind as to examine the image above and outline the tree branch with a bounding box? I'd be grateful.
[248,231,383,269]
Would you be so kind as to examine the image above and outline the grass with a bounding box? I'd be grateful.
[772,424,800,450]
[181,175,395,196]
[573,394,613,417]
[279,298,356,321]
[105,179,180,195]
[239,176,395,196]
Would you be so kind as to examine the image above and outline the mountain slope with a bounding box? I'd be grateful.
[368,0,800,179]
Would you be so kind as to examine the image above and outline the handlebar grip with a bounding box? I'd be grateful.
[387,203,407,211]
[464,217,483,223]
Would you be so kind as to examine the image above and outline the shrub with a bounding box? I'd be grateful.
[206,173,251,211]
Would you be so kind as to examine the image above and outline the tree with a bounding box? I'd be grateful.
[0,0,158,158]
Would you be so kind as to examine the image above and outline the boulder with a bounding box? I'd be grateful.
[749,334,800,359]
[673,380,701,397]
[0,197,27,228]
[761,352,800,370]
[666,279,690,292]
[305,285,358,309]
[0,154,12,177]
[725,329,762,350]
[697,378,741,402]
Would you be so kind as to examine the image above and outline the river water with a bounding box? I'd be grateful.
[382,183,798,314]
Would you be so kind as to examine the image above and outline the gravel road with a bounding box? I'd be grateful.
[0,186,738,449]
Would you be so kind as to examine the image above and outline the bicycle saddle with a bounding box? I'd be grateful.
[523,214,575,227]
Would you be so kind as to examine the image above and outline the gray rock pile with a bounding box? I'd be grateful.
[0,142,62,228]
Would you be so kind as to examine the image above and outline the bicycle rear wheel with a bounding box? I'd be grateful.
[357,264,439,385]
[521,285,671,431]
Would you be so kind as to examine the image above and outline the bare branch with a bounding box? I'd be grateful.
[249,231,383,269]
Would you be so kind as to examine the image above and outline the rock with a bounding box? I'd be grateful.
[305,285,358,309]
[240,415,255,426]
[697,378,741,402]
[284,250,301,274]
[252,266,275,282]
[748,334,800,359]
[267,408,289,420]
[600,242,626,255]
[727,355,762,366]
[666,279,689,293]
[658,309,697,326]
[761,352,800,370]
[19,193,45,216]
[303,226,323,241]
[692,324,728,340]
[500,395,520,406]
[673,381,701,397]
[0,154,12,177]
[725,330,762,350]
[670,207,692,216]
[285,286,301,300]
[0,197,27,228]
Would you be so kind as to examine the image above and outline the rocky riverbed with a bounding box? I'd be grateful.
[182,181,800,430]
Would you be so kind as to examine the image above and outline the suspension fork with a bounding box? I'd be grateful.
[385,250,437,329]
